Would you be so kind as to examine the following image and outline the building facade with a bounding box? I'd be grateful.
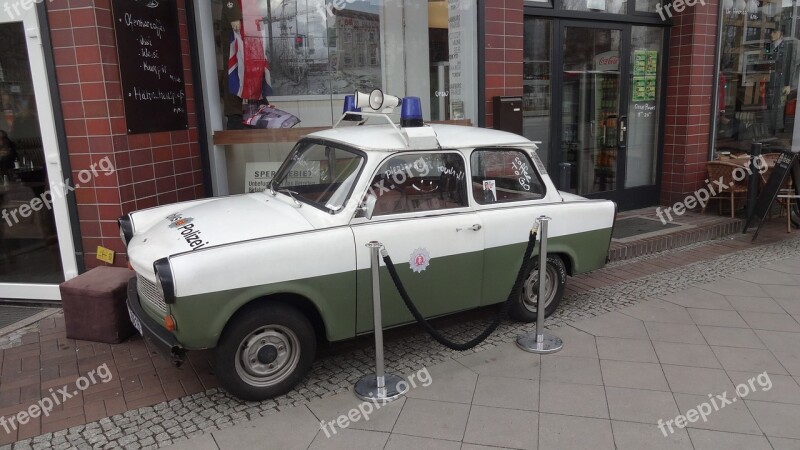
[0,0,788,301]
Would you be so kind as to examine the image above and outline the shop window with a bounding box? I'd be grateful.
[371,153,468,216]
[470,150,546,204]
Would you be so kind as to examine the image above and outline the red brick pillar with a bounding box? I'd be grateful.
[45,1,206,270]
[661,0,719,205]
[484,0,524,128]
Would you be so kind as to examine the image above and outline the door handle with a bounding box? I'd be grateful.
[619,117,627,143]
[457,224,482,232]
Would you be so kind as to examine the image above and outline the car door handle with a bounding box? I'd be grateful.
[456,224,482,232]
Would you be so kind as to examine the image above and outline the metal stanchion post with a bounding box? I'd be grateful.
[354,241,405,402]
[516,216,563,354]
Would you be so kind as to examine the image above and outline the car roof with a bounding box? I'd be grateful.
[305,123,534,152]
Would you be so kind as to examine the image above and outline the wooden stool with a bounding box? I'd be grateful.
[60,267,136,343]
[777,192,800,233]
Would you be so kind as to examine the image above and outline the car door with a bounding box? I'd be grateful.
[351,151,484,334]
[470,147,552,304]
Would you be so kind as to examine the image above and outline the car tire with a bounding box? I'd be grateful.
[510,255,567,322]
[216,303,316,401]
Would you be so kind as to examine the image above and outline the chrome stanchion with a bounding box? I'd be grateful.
[354,241,405,402]
[517,216,563,354]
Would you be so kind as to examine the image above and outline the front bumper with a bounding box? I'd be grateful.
[126,277,186,366]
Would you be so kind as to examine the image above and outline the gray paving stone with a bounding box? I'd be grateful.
[727,371,800,405]
[600,360,670,391]
[605,387,679,424]
[404,359,478,404]
[661,365,735,396]
[472,375,538,411]
[454,342,540,380]
[538,381,608,419]
[695,278,770,297]
[462,405,537,450]
[460,445,516,450]
[768,436,800,449]
[570,311,649,339]
[732,268,800,286]
[159,434,219,450]
[660,287,733,310]
[672,393,761,435]
[308,428,389,449]
[541,355,603,386]
[611,420,692,450]
[687,429,772,450]
[538,414,613,450]
[643,322,706,345]
[384,434,461,450]
[618,299,694,324]
[711,346,790,375]
[652,341,721,369]
[746,400,800,439]
[544,326,597,359]
[688,309,749,328]
[392,399,470,442]
[775,298,800,314]
[596,337,658,363]
[754,329,800,353]
[763,284,800,300]
[211,406,319,450]
[762,258,800,275]
[698,325,766,349]
[740,311,800,332]
[307,390,405,433]
[725,295,787,313]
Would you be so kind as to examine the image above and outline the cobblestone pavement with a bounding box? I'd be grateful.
[3,234,800,449]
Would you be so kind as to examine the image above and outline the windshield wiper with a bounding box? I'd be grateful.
[267,180,276,196]
[276,188,302,208]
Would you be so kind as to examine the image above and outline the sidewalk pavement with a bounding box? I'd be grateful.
[165,256,800,450]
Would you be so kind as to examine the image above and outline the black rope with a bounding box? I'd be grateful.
[382,228,538,351]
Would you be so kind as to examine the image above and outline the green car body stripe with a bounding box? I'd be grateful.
[139,227,611,350]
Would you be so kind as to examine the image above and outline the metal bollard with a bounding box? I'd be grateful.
[517,216,563,354]
[354,241,405,402]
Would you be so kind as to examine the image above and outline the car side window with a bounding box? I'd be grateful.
[470,149,546,204]
[370,153,468,216]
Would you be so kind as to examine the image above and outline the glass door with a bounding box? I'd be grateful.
[543,19,664,208]
[0,7,77,300]
[557,22,628,198]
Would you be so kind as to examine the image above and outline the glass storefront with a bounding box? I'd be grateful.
[715,2,799,155]
[205,0,478,195]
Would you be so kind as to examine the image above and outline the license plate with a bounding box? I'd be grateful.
[128,306,143,336]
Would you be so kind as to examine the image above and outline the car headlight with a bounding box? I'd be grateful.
[153,258,176,304]
[118,215,134,247]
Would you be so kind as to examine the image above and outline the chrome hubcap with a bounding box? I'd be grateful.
[235,325,300,387]
[523,264,557,313]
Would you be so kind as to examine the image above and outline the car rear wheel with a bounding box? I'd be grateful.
[510,255,566,322]
[216,303,316,401]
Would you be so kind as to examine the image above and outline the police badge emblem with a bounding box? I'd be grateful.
[409,248,431,273]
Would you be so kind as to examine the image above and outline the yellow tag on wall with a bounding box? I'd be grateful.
[97,246,115,264]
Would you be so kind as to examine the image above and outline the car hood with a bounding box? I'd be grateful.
[127,193,314,276]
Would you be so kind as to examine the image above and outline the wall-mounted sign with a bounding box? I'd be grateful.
[111,0,188,134]
[594,51,619,72]
[245,162,320,193]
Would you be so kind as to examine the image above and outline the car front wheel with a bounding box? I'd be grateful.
[510,255,567,322]
[216,303,316,401]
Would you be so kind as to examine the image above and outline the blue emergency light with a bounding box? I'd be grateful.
[401,97,424,128]
[342,95,362,121]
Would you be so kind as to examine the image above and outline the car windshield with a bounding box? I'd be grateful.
[271,141,365,214]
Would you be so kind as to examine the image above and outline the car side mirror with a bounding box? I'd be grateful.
[358,193,378,220]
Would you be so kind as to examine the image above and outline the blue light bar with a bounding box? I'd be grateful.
[342,95,362,121]
[401,96,423,127]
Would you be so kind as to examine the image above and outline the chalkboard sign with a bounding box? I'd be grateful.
[744,151,800,241]
[111,0,188,134]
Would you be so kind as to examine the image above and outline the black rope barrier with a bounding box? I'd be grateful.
[381,227,538,351]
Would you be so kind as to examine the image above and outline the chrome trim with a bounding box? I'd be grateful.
[137,274,167,314]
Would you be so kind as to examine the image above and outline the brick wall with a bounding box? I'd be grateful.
[661,0,719,205]
[46,0,205,270]
[483,0,524,128]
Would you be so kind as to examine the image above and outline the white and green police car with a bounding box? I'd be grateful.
[121,95,616,401]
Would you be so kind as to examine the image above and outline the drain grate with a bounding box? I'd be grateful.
[0,306,45,330]
[613,216,681,239]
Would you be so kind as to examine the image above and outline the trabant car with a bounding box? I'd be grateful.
[121,99,616,400]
